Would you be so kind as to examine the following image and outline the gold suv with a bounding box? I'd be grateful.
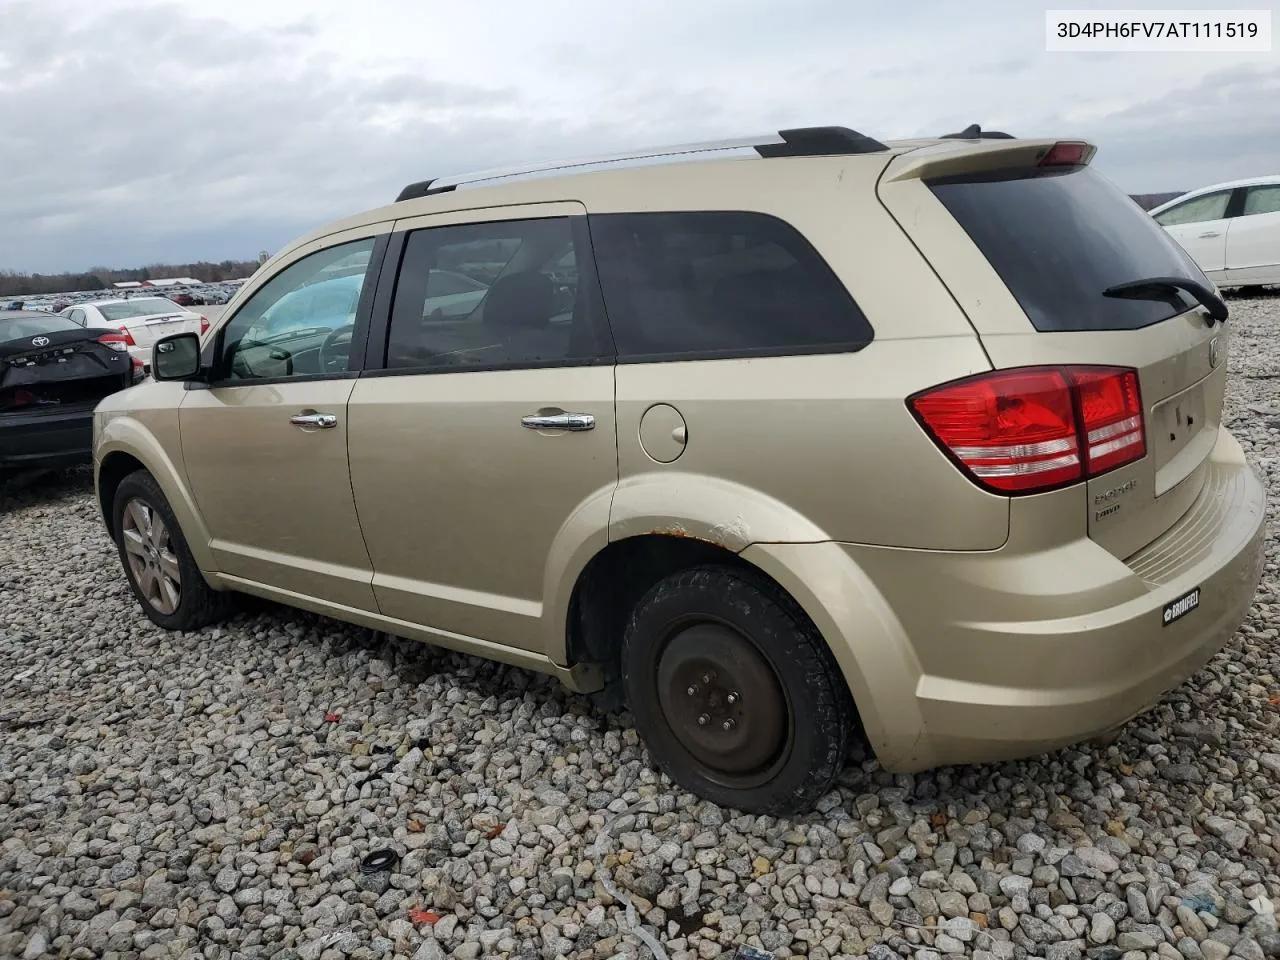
[93,126,1266,814]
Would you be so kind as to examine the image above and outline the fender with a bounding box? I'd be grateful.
[541,472,830,665]
[541,470,928,770]
[95,412,219,575]
[740,540,926,771]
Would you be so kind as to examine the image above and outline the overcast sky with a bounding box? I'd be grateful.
[2,0,1278,273]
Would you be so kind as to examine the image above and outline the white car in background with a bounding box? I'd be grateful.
[1150,175,1280,289]
[61,297,208,370]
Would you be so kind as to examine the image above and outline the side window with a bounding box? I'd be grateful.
[1242,185,1280,217]
[68,309,85,326]
[386,217,600,370]
[218,237,376,382]
[1154,192,1232,226]
[589,211,873,360]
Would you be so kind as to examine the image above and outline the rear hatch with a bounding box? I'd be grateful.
[878,138,1227,560]
[1,328,133,414]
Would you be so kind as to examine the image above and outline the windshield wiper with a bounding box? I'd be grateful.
[1102,276,1228,324]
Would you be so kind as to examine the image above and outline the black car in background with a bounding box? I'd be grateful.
[0,310,142,477]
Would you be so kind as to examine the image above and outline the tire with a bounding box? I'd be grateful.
[621,565,853,815]
[112,469,234,631]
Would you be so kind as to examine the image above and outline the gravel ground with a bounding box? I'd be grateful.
[3,295,1280,960]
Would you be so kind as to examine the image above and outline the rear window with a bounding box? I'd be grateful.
[98,298,182,321]
[929,166,1208,332]
[589,211,873,360]
[0,314,82,341]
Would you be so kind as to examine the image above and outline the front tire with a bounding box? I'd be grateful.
[112,470,234,630]
[621,565,854,815]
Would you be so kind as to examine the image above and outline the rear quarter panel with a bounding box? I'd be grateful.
[579,157,1007,549]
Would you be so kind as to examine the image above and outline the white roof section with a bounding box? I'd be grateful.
[113,281,144,288]
[146,277,202,286]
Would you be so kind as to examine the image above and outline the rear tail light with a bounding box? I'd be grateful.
[908,365,1145,495]
[130,355,146,383]
[97,332,132,352]
[199,315,209,336]
[1039,141,1094,167]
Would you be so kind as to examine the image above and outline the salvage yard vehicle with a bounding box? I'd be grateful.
[1,310,141,476]
[92,126,1266,814]
[63,297,208,372]
[1150,175,1280,289]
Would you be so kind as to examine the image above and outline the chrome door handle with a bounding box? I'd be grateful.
[1199,231,1222,238]
[521,412,595,432]
[290,412,338,429]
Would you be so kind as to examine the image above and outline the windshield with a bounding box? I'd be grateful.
[928,166,1209,332]
[0,313,83,342]
[97,298,184,321]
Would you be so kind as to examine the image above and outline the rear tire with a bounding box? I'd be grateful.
[112,469,234,631]
[621,565,853,815]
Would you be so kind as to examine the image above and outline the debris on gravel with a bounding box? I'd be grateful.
[3,295,1280,960]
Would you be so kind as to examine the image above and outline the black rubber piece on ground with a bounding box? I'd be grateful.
[621,564,854,816]
[360,849,399,874]
[111,469,236,631]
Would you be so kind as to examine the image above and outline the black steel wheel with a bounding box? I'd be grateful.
[622,565,854,815]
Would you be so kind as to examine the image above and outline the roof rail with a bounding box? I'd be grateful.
[939,123,1016,140]
[393,125,890,201]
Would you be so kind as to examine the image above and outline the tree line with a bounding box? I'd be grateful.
[0,256,268,297]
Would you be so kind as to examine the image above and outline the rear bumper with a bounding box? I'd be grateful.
[744,426,1266,771]
[0,406,96,470]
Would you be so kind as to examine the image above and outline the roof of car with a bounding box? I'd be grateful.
[254,124,1068,279]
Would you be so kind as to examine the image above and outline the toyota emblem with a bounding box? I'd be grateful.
[31,336,50,347]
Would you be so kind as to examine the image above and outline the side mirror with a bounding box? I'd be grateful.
[152,332,202,381]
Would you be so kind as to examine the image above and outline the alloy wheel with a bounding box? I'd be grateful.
[121,498,182,615]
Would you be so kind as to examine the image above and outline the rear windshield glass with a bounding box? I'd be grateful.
[0,314,81,341]
[98,298,182,321]
[929,166,1208,332]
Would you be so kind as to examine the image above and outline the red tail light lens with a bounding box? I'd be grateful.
[909,365,1145,495]
[1072,368,1145,474]
[199,315,210,336]
[97,333,130,352]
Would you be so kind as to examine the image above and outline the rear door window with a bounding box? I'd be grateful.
[1153,191,1232,226]
[929,167,1209,332]
[1242,184,1280,216]
[589,211,873,360]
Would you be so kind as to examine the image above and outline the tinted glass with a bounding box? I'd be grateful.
[1243,185,1280,216]
[589,211,872,360]
[1153,191,1232,226]
[220,237,375,380]
[0,313,82,341]
[930,167,1208,332]
[98,298,184,320]
[386,217,599,370]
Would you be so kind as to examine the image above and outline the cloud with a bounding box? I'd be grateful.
[1,0,1276,272]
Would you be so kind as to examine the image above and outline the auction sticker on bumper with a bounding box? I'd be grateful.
[1163,586,1201,626]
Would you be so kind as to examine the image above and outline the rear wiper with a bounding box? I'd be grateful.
[1102,276,1228,324]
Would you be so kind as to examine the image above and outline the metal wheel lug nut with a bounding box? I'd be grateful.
[726,692,739,705]
[721,718,736,731]
[687,684,700,696]
[697,714,710,726]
